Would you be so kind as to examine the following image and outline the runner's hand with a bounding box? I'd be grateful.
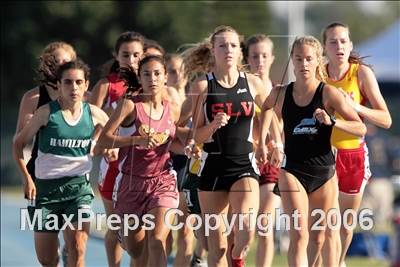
[255,144,268,165]
[105,148,119,161]
[211,112,230,131]
[23,176,36,200]
[314,108,333,126]
[270,147,284,168]
[191,144,202,159]
[184,139,202,159]
[133,135,161,149]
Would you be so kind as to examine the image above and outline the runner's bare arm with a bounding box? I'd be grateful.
[89,78,109,108]
[357,65,392,129]
[190,77,227,144]
[324,84,366,137]
[97,98,136,149]
[15,87,40,134]
[89,104,110,155]
[13,105,49,199]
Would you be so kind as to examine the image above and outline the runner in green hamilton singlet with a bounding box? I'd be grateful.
[13,59,111,267]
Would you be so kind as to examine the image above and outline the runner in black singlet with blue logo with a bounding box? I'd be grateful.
[257,36,366,267]
[280,81,336,193]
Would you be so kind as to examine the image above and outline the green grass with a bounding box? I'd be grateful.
[244,248,389,267]
[241,235,390,267]
[168,232,390,267]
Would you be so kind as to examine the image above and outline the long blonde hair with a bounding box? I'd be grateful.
[290,36,327,82]
[181,25,243,81]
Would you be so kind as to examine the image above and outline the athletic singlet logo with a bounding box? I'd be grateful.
[49,138,91,148]
[338,87,356,101]
[236,88,248,94]
[293,118,318,135]
[211,101,253,117]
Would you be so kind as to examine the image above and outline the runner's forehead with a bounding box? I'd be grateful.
[249,41,273,54]
[213,32,241,42]
[61,69,85,80]
[326,27,350,40]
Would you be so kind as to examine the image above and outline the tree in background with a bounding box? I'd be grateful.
[1,1,399,185]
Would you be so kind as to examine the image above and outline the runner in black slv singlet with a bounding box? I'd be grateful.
[199,72,259,191]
